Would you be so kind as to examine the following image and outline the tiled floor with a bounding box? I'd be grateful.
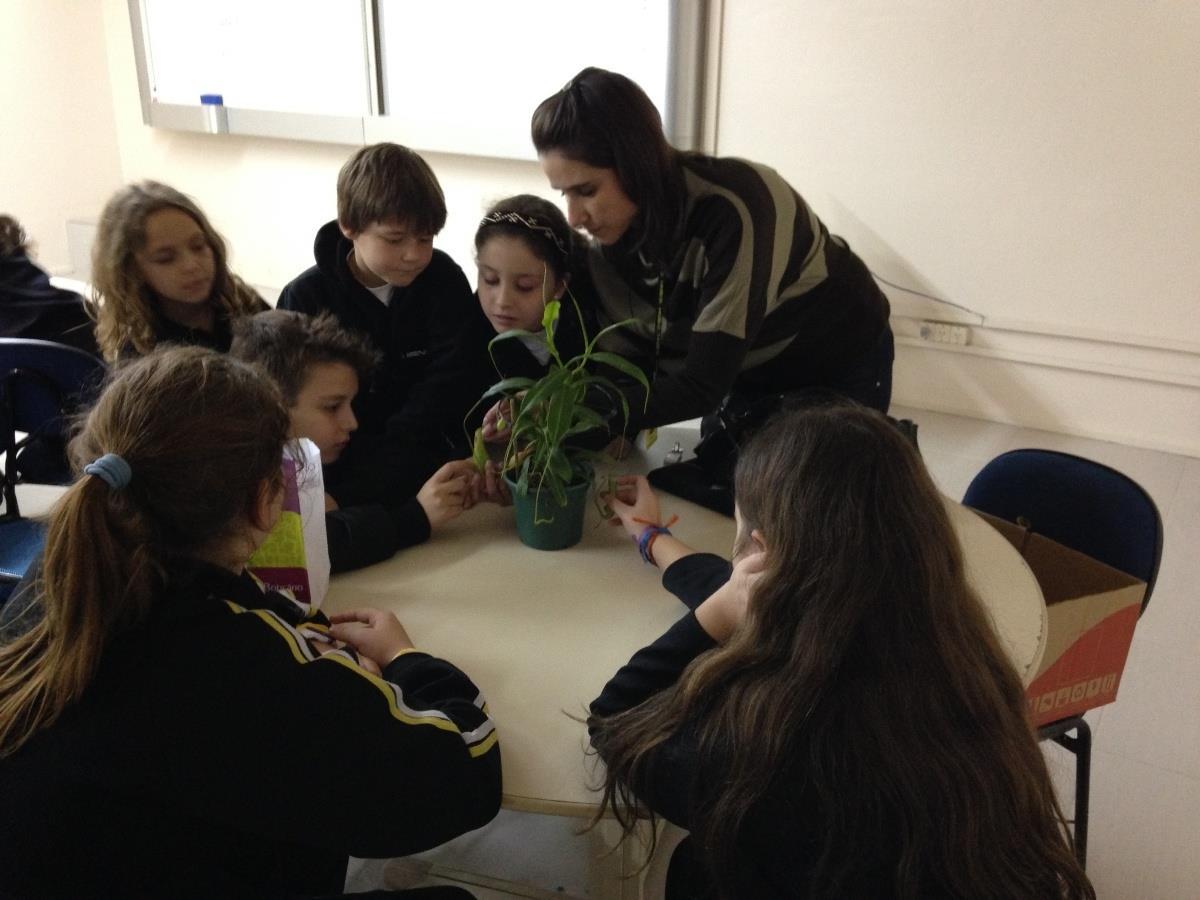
[15,406,1200,898]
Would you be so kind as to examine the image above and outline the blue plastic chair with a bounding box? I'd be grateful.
[0,519,44,606]
[1,338,105,601]
[963,448,1163,868]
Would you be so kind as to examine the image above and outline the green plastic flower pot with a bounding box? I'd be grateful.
[505,472,591,551]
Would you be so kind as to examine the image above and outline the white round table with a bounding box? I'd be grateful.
[325,426,1047,815]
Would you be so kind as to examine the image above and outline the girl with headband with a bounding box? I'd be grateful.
[457,195,593,437]
[471,194,584,374]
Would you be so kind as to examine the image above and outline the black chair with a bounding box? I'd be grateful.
[963,448,1163,868]
[1,338,105,602]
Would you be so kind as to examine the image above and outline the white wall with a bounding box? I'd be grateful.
[99,0,549,297]
[717,0,1199,454]
[718,0,1199,343]
[0,0,123,272]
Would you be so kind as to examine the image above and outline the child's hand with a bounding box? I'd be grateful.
[605,475,662,539]
[328,607,415,668]
[324,492,339,512]
[480,459,512,506]
[417,459,479,528]
[604,435,635,460]
[696,550,768,643]
[480,398,515,443]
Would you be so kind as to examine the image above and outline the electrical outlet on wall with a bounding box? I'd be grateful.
[919,321,972,346]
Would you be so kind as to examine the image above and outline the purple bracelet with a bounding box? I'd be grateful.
[635,525,672,565]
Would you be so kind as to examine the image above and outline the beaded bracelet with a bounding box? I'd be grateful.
[632,514,679,566]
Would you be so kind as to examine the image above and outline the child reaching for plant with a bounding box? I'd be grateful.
[89,181,266,361]
[231,309,483,573]
[469,194,587,380]
[455,195,592,501]
[0,346,499,897]
[594,404,1094,899]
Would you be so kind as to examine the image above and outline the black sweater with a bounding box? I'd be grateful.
[278,221,477,447]
[324,498,431,575]
[319,433,435,573]
[0,253,99,357]
[0,560,501,898]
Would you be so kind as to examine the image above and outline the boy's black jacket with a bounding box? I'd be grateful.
[278,220,477,445]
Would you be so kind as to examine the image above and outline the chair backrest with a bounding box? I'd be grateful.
[1,337,106,514]
[963,448,1163,615]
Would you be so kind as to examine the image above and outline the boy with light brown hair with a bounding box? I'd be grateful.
[278,142,476,453]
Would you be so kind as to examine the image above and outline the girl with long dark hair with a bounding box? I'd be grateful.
[595,405,1093,899]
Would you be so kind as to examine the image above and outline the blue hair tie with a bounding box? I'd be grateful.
[84,453,132,490]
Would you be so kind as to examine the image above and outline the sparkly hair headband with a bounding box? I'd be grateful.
[478,211,568,259]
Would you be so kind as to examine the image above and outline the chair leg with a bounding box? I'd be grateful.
[1040,715,1091,868]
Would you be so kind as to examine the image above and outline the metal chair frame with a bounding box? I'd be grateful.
[1,338,105,601]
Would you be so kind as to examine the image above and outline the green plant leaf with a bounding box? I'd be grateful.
[541,299,561,334]
[580,375,632,428]
[471,427,489,473]
[565,406,606,435]
[515,368,569,426]
[547,449,572,484]
[588,351,651,391]
[480,376,537,401]
[489,328,539,346]
[586,316,640,355]
[477,287,650,530]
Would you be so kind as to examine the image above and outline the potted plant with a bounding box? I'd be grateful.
[474,297,649,550]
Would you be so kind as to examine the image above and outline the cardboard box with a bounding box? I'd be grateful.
[973,511,1147,728]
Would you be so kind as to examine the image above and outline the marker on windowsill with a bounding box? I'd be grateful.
[200,94,228,134]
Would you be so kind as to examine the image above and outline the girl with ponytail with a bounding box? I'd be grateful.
[0,347,498,897]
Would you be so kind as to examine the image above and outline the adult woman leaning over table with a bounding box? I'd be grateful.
[527,67,893,440]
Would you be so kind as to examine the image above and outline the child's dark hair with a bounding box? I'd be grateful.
[590,404,1094,899]
[474,195,575,284]
[337,143,447,237]
[230,309,379,406]
[0,346,289,758]
[0,214,30,258]
[531,67,683,264]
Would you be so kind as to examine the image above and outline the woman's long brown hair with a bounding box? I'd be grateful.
[0,347,288,757]
[590,405,1093,899]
